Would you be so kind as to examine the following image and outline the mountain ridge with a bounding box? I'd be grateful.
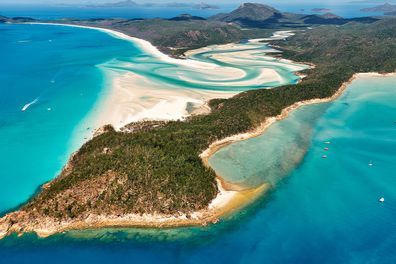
[210,3,282,23]
[210,3,379,28]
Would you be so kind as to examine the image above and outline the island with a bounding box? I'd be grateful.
[311,8,332,12]
[0,3,395,239]
[360,3,396,13]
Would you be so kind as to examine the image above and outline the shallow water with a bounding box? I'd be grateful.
[209,102,328,188]
[103,33,306,92]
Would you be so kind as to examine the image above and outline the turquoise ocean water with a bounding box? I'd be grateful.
[0,24,136,213]
[0,24,395,263]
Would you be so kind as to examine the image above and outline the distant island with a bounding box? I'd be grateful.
[0,3,395,238]
[360,2,396,13]
[86,0,140,8]
[311,8,332,12]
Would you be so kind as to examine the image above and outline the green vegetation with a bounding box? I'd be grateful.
[16,18,396,221]
[56,18,248,57]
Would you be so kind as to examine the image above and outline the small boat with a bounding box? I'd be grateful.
[379,197,385,203]
[322,155,327,159]
[324,141,331,144]
[47,107,52,111]
[368,160,373,166]
[324,147,329,151]
[21,98,39,112]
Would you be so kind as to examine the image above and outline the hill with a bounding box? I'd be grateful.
[210,3,282,23]
[168,14,206,21]
[299,13,377,25]
[361,3,396,13]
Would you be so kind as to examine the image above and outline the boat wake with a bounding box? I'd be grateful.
[21,97,39,112]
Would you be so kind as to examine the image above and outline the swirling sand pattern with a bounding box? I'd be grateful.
[94,30,308,128]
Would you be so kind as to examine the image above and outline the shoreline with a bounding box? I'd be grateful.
[95,71,237,130]
[0,23,290,239]
[200,71,396,185]
[25,23,308,131]
[1,23,394,239]
[26,22,220,70]
[2,72,394,240]
[0,179,268,239]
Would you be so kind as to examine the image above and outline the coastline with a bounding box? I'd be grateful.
[25,23,308,130]
[26,22,219,70]
[2,23,394,239]
[200,71,396,186]
[94,71,237,130]
[28,22,241,131]
[0,23,284,239]
[2,72,395,240]
[0,179,268,239]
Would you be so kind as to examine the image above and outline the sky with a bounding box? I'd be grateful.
[0,0,390,5]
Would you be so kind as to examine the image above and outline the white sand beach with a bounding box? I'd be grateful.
[23,24,306,131]
[95,71,236,129]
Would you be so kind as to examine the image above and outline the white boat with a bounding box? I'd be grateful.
[379,197,385,203]
[21,98,39,112]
